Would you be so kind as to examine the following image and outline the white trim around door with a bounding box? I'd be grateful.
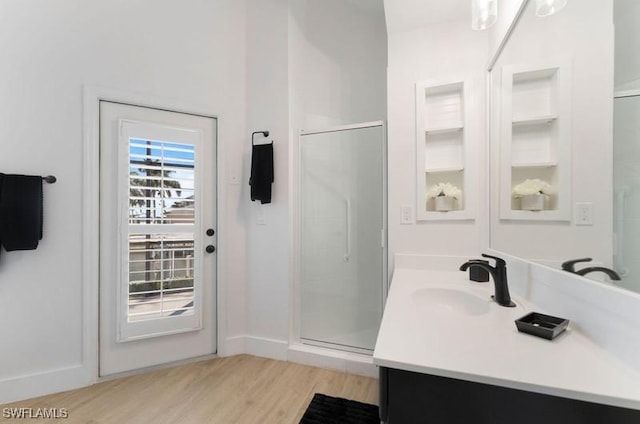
[83,86,228,382]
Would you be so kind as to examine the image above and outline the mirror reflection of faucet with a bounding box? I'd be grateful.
[460,254,516,307]
[561,258,621,281]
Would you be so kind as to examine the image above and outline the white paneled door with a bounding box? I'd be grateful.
[99,102,217,376]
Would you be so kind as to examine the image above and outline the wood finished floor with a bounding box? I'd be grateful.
[1,355,379,424]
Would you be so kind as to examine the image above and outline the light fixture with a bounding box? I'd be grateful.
[535,0,567,17]
[471,0,498,31]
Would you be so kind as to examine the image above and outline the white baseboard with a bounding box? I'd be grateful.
[221,335,246,357]
[287,343,379,378]
[0,364,91,405]
[224,337,378,378]
[223,335,288,361]
[244,336,289,361]
[230,337,379,378]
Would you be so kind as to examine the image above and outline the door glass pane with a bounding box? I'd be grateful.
[127,138,197,323]
[129,139,195,225]
[300,125,384,351]
[128,233,195,321]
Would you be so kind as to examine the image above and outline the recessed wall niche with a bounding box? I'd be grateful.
[415,77,477,221]
[499,62,572,221]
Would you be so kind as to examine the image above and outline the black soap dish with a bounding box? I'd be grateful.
[515,312,569,340]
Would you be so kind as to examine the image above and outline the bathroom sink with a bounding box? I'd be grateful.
[412,287,491,316]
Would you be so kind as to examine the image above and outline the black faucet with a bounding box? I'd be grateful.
[561,258,621,281]
[459,254,516,307]
[561,257,592,273]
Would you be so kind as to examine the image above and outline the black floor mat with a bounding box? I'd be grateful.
[299,393,380,424]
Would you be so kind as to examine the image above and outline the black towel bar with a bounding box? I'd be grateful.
[252,131,270,145]
[1,174,56,183]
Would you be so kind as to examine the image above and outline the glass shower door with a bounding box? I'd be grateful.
[614,95,640,291]
[299,123,386,352]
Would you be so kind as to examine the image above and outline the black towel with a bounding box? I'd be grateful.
[249,143,274,204]
[0,174,43,251]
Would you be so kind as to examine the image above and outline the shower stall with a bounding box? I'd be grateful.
[613,92,640,292]
[297,121,387,353]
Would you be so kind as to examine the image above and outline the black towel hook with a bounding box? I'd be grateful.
[42,175,57,184]
[252,131,270,146]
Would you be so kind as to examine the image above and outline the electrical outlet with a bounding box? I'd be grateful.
[400,205,413,224]
[575,202,593,226]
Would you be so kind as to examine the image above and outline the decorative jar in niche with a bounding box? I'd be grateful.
[435,196,455,212]
[521,193,546,211]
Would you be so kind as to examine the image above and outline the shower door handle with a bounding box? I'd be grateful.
[344,197,351,262]
[614,187,630,278]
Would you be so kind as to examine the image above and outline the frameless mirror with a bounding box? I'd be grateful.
[488,0,640,294]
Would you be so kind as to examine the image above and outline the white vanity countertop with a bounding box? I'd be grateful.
[373,268,640,410]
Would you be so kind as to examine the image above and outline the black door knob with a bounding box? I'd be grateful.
[206,245,216,253]
[206,228,215,236]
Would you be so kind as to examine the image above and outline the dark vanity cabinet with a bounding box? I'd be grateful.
[379,367,640,424]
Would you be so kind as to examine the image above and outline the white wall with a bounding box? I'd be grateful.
[0,0,387,403]
[386,17,488,266]
[289,0,387,129]
[0,0,248,403]
[489,0,614,265]
[244,0,291,354]
[240,0,387,358]
[488,0,527,64]
[383,0,468,35]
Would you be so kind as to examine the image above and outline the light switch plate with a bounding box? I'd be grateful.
[400,205,414,224]
[575,202,593,226]
[256,205,266,225]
